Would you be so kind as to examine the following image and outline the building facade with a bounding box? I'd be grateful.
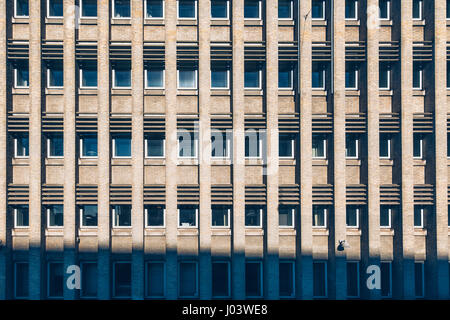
[0,0,449,300]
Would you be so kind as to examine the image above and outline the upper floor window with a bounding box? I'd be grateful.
[14,133,29,158]
[447,61,450,89]
[80,204,98,227]
[14,0,29,18]
[345,62,358,90]
[311,0,325,20]
[145,205,165,227]
[379,133,391,159]
[80,61,98,88]
[211,130,231,158]
[379,0,390,20]
[146,0,164,19]
[312,134,327,159]
[211,63,230,89]
[244,0,262,20]
[448,133,450,158]
[178,205,198,228]
[413,133,423,159]
[345,134,359,159]
[79,133,98,158]
[47,62,63,88]
[380,206,392,228]
[178,131,198,158]
[47,133,64,158]
[345,0,358,20]
[412,0,423,20]
[346,206,360,228]
[379,62,391,90]
[145,64,165,89]
[112,61,131,88]
[113,0,131,18]
[279,0,293,20]
[178,0,197,19]
[279,206,295,228]
[279,133,295,158]
[177,66,198,89]
[245,206,263,228]
[414,206,424,228]
[212,205,231,227]
[14,205,29,228]
[413,62,423,90]
[245,130,263,158]
[447,0,450,19]
[312,205,327,228]
[312,62,326,89]
[244,62,262,89]
[145,132,165,158]
[279,62,294,89]
[80,0,97,18]
[112,133,131,158]
[113,205,131,227]
[47,0,63,18]
[211,0,229,19]
[47,205,64,228]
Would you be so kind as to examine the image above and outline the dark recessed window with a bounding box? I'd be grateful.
[80,205,98,227]
[48,262,64,298]
[279,62,294,89]
[47,133,64,158]
[47,62,63,88]
[47,205,64,227]
[146,262,165,297]
[179,261,198,297]
[212,205,230,227]
[146,0,164,18]
[211,0,228,19]
[146,64,165,88]
[279,261,294,298]
[379,0,390,20]
[312,62,326,89]
[279,133,295,158]
[114,262,132,298]
[48,0,63,18]
[146,205,165,227]
[279,206,294,227]
[380,206,392,228]
[345,0,358,20]
[178,205,198,227]
[311,0,325,20]
[212,262,230,297]
[14,205,29,228]
[14,262,29,299]
[113,205,131,227]
[146,132,165,158]
[80,61,98,88]
[81,0,97,18]
[81,262,97,298]
[80,133,98,158]
[244,62,262,89]
[113,0,131,18]
[244,0,261,19]
[346,262,359,298]
[313,261,327,297]
[313,205,327,228]
[14,133,29,158]
[211,63,229,89]
[14,61,29,88]
[15,0,29,17]
[245,262,262,297]
[112,134,131,158]
[178,0,196,19]
[278,0,293,19]
[113,61,131,88]
[245,206,263,227]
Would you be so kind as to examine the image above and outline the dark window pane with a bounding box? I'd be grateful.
[313,262,326,297]
[81,263,97,297]
[146,205,164,227]
[15,263,29,298]
[380,207,391,227]
[279,262,294,297]
[278,0,292,19]
[379,0,389,19]
[244,0,260,18]
[146,67,164,88]
[179,206,197,227]
[81,134,98,157]
[49,0,63,17]
[114,263,131,297]
[178,0,196,18]
[312,0,324,19]
[49,64,63,87]
[179,262,197,297]
[346,262,359,297]
[312,63,325,88]
[48,205,63,227]
[81,62,97,87]
[15,205,29,227]
[146,0,163,18]
[414,262,424,297]
[313,205,326,227]
[279,134,294,157]
[48,263,63,298]
[114,62,131,87]
[379,134,390,158]
[81,205,97,227]
[345,0,357,19]
[381,262,391,297]
[212,262,229,297]
[147,133,165,157]
[114,205,131,227]
[147,262,165,297]
[212,205,229,227]
[15,62,29,87]
[279,206,293,227]
[245,206,262,227]
[114,0,131,18]
[211,0,228,18]
[114,134,131,157]
[81,0,97,17]
[15,0,29,16]
[414,206,423,227]
[245,262,261,297]
[346,206,358,227]
[413,0,422,19]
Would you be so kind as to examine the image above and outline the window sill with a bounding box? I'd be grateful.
[245,228,264,236]
[379,20,393,27]
[12,158,29,166]
[380,159,394,166]
[144,158,166,165]
[145,228,166,236]
[278,20,295,27]
[12,87,30,95]
[177,158,199,165]
[211,19,230,26]
[212,228,232,236]
[45,88,64,95]
[345,20,360,27]
[345,89,360,96]
[177,228,199,236]
[12,17,29,24]
[278,90,295,96]
[346,159,361,166]
[12,228,29,237]
[45,17,63,24]
[279,228,296,236]
[346,228,361,236]
[413,20,426,26]
[413,90,426,96]
[312,89,327,96]
[279,158,296,166]
[78,228,98,236]
[211,89,231,95]
[111,158,132,165]
[413,158,426,166]
[45,158,64,165]
[177,89,198,95]
[111,18,131,25]
[379,90,393,96]
[414,228,427,236]
[245,158,264,166]
[312,159,328,166]
[211,158,232,165]
[111,228,132,236]
[111,88,132,95]
[45,228,64,236]
[145,88,165,95]
[312,228,329,236]
[312,19,327,27]
[144,18,165,26]
[78,158,98,166]
[380,228,395,236]
[79,18,98,25]
[244,20,263,26]
[78,88,98,95]
[244,89,263,96]
[177,19,198,26]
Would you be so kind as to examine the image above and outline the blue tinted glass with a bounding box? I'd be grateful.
[147,69,164,87]
[114,136,131,157]
[345,67,356,88]
[49,66,63,87]
[114,0,130,18]
[16,205,29,226]
[278,64,292,88]
[82,135,98,157]
[16,64,29,87]
[244,69,260,88]
[114,64,131,87]
[49,205,64,226]
[16,135,29,157]
[114,205,131,226]
[147,133,164,157]
[178,0,196,18]
[147,0,163,18]
[82,0,97,17]
[278,0,291,19]
[49,0,63,17]
[178,69,196,88]
[82,64,98,87]
[244,0,260,18]
[211,0,228,18]
[50,135,63,157]
[16,0,29,16]
[82,205,98,226]
[211,69,228,88]
[312,0,324,19]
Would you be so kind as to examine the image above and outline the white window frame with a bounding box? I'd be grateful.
[244,68,262,90]
[47,262,63,299]
[14,66,29,88]
[380,207,392,229]
[312,135,327,159]
[79,0,98,19]
[345,135,359,159]
[46,67,63,89]
[177,133,198,159]
[47,0,63,18]
[112,136,132,159]
[14,262,28,299]
[145,207,166,228]
[347,261,360,298]
[414,207,424,228]
[177,69,198,89]
[144,0,165,19]
[145,135,166,159]
[178,261,199,298]
[212,261,231,298]
[112,206,132,228]
[311,0,326,21]
[412,0,423,21]
[381,261,393,298]
[145,261,166,298]
[210,68,230,90]
[47,136,63,159]
[244,0,262,20]
[379,65,391,90]
[112,66,132,89]
[379,0,391,21]
[79,135,98,159]
[211,0,229,20]
[178,207,198,228]
[79,205,98,229]
[245,132,263,159]
[245,207,263,228]
[278,0,294,20]
[211,131,231,159]
[312,206,327,228]
[14,135,29,159]
[14,0,29,18]
[79,67,98,89]
[14,207,29,229]
[413,135,423,159]
[79,261,97,299]
[415,261,425,298]
[279,261,295,298]
[144,68,165,89]
[279,207,295,228]
[346,66,359,90]
[346,207,360,228]
[313,261,328,298]
[211,207,231,228]
[312,64,326,90]
[279,134,295,159]
[47,207,63,228]
[245,261,263,298]
[278,66,294,90]
[345,0,358,21]
[379,134,391,159]
[112,0,131,19]
[177,0,197,20]
[413,64,423,90]
[112,261,132,298]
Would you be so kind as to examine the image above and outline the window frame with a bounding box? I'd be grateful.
[79,205,98,229]
[145,134,166,159]
[244,0,262,20]
[144,68,165,89]
[278,63,294,90]
[346,261,360,298]
[46,65,63,89]
[245,206,263,228]
[177,68,198,90]
[178,261,199,298]
[211,206,231,228]
[279,134,295,159]
[177,132,198,159]
[345,0,358,21]
[279,206,295,228]
[211,130,231,159]
[381,261,393,298]
[14,64,29,88]
[112,63,132,89]
[47,206,64,228]
[211,261,231,298]
[379,63,391,90]
[345,134,359,159]
[79,134,98,159]
[79,261,98,299]
[346,206,360,229]
[14,134,29,159]
[312,206,327,228]
[245,261,263,298]
[278,0,294,20]
[145,206,166,228]
[244,66,262,90]
[345,63,359,90]
[14,262,29,299]
[14,206,29,229]
[311,0,326,20]
[145,0,165,19]
[79,64,98,89]
[279,261,295,298]
[112,205,132,229]
[178,207,199,228]
[47,0,63,19]
[112,261,132,298]
[79,0,98,19]
[412,0,423,21]
[47,135,64,159]
[312,62,326,90]
[112,0,131,19]
[380,207,392,229]
[145,261,166,298]
[177,0,198,20]
[47,262,64,299]
[379,134,391,159]
[112,134,132,159]
[313,261,328,298]
[414,206,424,228]
[413,62,423,90]
[312,134,327,159]
[210,67,230,90]
[211,0,229,20]
[379,0,391,21]
[14,0,29,18]
[413,134,423,159]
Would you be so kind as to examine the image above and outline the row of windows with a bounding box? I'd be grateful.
[12,204,445,229]
[11,132,432,160]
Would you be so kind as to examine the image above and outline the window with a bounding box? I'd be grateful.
[414,206,424,228]
[80,0,97,18]
[414,262,425,298]
[345,62,358,89]
[211,130,231,158]
[379,134,391,159]
[313,205,327,228]
[113,0,131,18]
[311,0,325,20]
[347,262,360,298]
[279,206,295,228]
[244,62,262,89]
[80,262,97,298]
[413,62,423,90]
[47,262,63,298]
[177,66,197,89]
[14,0,29,17]
[112,61,131,88]
[211,64,230,89]
[14,61,29,88]
[145,205,165,227]
[177,0,197,19]
[245,261,262,298]
[448,61,450,89]
[279,0,293,20]
[245,130,263,158]
[279,133,295,158]
[379,62,390,90]
[47,205,63,228]
[112,134,131,158]
[413,133,423,159]
[47,133,63,158]
[212,205,230,227]
[313,261,327,298]
[244,0,261,19]
[345,0,358,20]
[80,61,98,88]
[14,205,29,228]
[113,262,131,298]
[279,261,295,298]
[379,0,390,20]
[146,0,164,19]
[279,62,294,89]
[80,134,98,158]
[448,133,450,158]
[346,206,359,228]
[245,206,263,227]
[212,262,230,297]
[178,131,198,158]
[412,0,423,20]
[380,206,392,228]
[178,205,198,228]
[145,133,165,158]
[113,205,131,228]
[211,0,229,19]
[381,262,392,298]
[448,0,450,19]
[312,134,326,159]
[146,262,165,297]
[47,62,63,88]
[179,261,198,298]
[345,134,359,159]
[312,62,326,89]
[145,64,165,88]
[80,205,98,227]
[14,262,29,299]
[47,0,63,18]
[14,133,29,158]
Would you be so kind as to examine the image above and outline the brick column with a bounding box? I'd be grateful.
[131,0,145,300]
